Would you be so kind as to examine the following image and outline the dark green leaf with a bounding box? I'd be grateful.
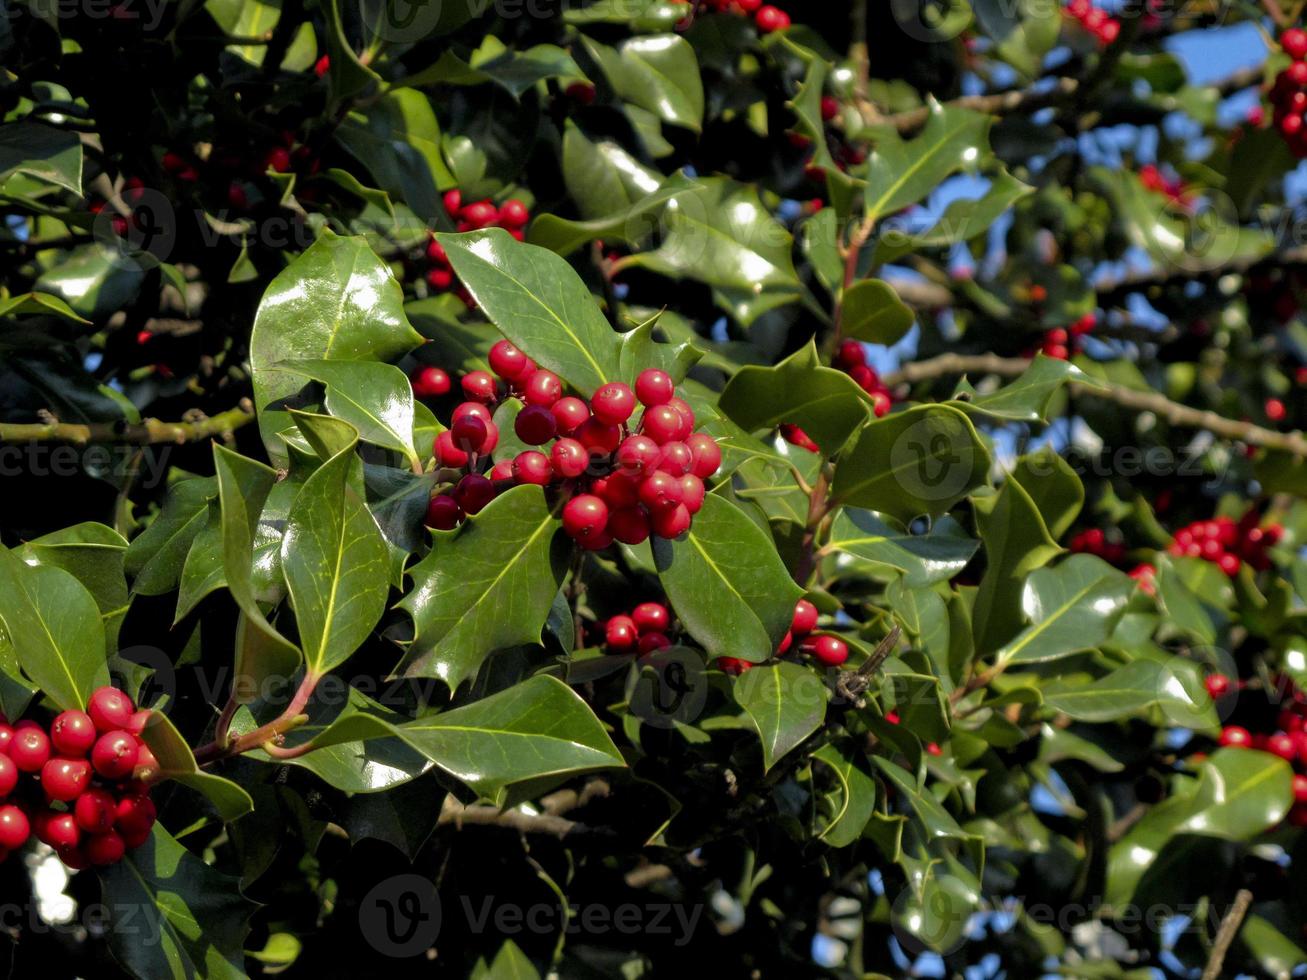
[733,661,826,771]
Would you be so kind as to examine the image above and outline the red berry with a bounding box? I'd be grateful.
[50,710,97,756]
[778,630,793,654]
[616,435,662,477]
[755,4,788,31]
[511,451,553,485]
[836,340,866,368]
[632,602,669,634]
[574,418,620,454]
[668,398,696,439]
[0,804,29,849]
[85,830,126,866]
[591,383,636,425]
[461,371,498,403]
[608,506,651,545]
[552,397,590,434]
[41,757,92,802]
[126,710,151,737]
[679,474,706,513]
[451,414,489,453]
[314,53,331,76]
[639,471,684,511]
[434,431,470,468]
[488,340,531,381]
[1294,773,1307,804]
[641,405,682,444]
[551,438,589,478]
[686,433,722,478]
[265,146,291,172]
[443,189,462,215]
[0,723,11,755]
[1204,674,1231,699]
[792,599,819,635]
[75,788,117,833]
[91,731,140,780]
[462,201,498,228]
[425,493,463,531]
[780,424,820,453]
[498,199,530,229]
[1284,28,1307,60]
[656,441,693,477]
[454,475,497,515]
[0,756,16,797]
[515,405,558,445]
[1219,725,1253,748]
[604,616,638,652]
[88,687,135,733]
[651,503,691,538]
[562,495,609,541]
[566,81,597,105]
[1217,553,1241,577]
[524,370,563,407]
[412,366,451,399]
[42,812,80,851]
[426,267,453,291]
[634,369,675,407]
[114,794,156,838]
[595,472,640,507]
[10,727,50,772]
[638,632,671,655]
[808,635,849,667]
[719,657,753,675]
[820,95,840,122]
[1267,732,1298,761]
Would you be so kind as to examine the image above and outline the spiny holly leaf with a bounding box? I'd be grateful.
[398,486,569,690]
[823,509,978,587]
[961,355,1102,422]
[813,742,878,847]
[398,675,625,804]
[0,545,109,712]
[718,341,872,453]
[281,432,390,677]
[438,229,623,396]
[617,312,703,385]
[864,101,993,223]
[872,169,1034,264]
[830,404,991,522]
[125,477,216,595]
[530,167,699,256]
[653,494,803,663]
[139,710,254,821]
[582,34,704,133]
[996,554,1135,665]
[733,661,826,771]
[100,825,259,980]
[249,232,422,465]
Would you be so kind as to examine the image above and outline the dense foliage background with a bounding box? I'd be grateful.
[2,0,1307,976]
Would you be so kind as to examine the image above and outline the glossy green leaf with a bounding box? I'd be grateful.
[813,742,877,847]
[823,509,978,587]
[734,661,826,771]
[873,170,1033,264]
[437,229,623,396]
[963,355,1102,422]
[398,486,568,690]
[560,120,663,221]
[653,494,803,663]
[0,121,82,193]
[582,34,704,133]
[139,710,254,821]
[335,88,452,221]
[840,279,915,346]
[274,359,419,466]
[997,554,1134,665]
[19,522,129,645]
[125,477,216,595]
[830,404,991,522]
[531,169,699,257]
[864,102,993,223]
[249,232,423,465]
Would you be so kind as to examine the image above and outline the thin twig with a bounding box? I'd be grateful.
[1201,888,1253,980]
[0,403,255,445]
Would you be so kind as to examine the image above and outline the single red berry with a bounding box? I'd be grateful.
[1294,773,1307,804]
[577,418,622,454]
[265,146,292,173]
[451,401,492,426]
[488,340,531,381]
[641,405,682,444]
[778,630,793,654]
[498,199,530,229]
[634,369,675,407]
[50,710,97,757]
[412,366,451,399]
[719,657,753,675]
[808,635,849,667]
[1284,27,1307,60]
[686,433,722,478]
[131,744,158,783]
[668,398,696,439]
[0,756,16,797]
[565,81,597,105]
[654,441,692,477]
[755,4,789,31]
[462,201,498,228]
[74,788,117,833]
[38,810,79,850]
[126,710,151,737]
[451,414,489,453]
[1219,725,1253,748]
[0,805,30,849]
[10,727,50,772]
[515,405,558,445]
[679,474,705,514]
[616,435,661,477]
[591,383,636,425]
[638,631,671,656]
[820,95,840,122]
[91,731,140,780]
[114,794,157,838]
[605,615,639,651]
[1217,553,1241,577]
[426,267,453,291]
[443,189,463,215]
[608,506,651,545]
[85,830,126,866]
[651,503,691,538]
[511,451,553,485]
[792,599,819,635]
[41,757,92,802]
[313,53,331,76]
[524,370,563,407]
[595,472,641,507]
[551,438,589,478]
[434,431,470,468]
[88,687,134,733]
[563,495,609,541]
[551,397,590,433]
[490,461,514,482]
[639,471,684,512]
[461,371,498,403]
[1204,674,1231,699]
[780,424,820,453]
[1267,732,1298,761]
[632,603,669,634]
[454,475,496,515]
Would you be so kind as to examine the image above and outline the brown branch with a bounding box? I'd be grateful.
[1201,888,1253,980]
[437,796,611,840]
[885,353,1307,456]
[0,403,255,445]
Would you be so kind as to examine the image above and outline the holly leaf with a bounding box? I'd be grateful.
[734,661,826,771]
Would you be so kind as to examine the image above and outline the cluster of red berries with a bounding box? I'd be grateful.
[719,599,848,675]
[0,687,158,870]
[1139,164,1193,209]
[1167,511,1282,576]
[1209,681,1307,825]
[1068,528,1157,593]
[421,342,723,548]
[1272,29,1307,157]
[603,602,675,656]
[1030,313,1095,360]
[1063,0,1120,46]
[833,340,893,417]
[161,131,320,211]
[671,0,791,32]
[415,191,530,301]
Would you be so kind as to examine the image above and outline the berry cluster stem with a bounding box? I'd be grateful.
[192,672,319,766]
